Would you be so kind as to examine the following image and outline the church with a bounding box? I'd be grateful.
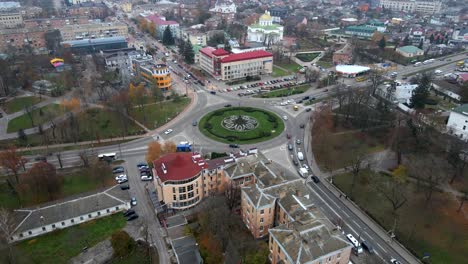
[247,11,284,45]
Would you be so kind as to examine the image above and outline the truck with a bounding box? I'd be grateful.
[298,167,308,178]
[176,143,192,152]
[297,151,304,161]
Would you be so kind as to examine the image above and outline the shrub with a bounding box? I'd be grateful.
[111,230,135,257]
[204,123,212,129]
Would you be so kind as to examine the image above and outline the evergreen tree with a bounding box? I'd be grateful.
[378,36,386,50]
[162,26,175,46]
[403,35,410,46]
[418,38,424,49]
[410,74,432,109]
[183,40,195,64]
[178,39,186,55]
[429,33,435,44]
[224,40,232,53]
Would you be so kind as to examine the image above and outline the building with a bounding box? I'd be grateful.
[0,27,46,53]
[0,2,20,11]
[269,6,288,23]
[367,19,386,32]
[67,2,109,18]
[11,185,130,242]
[209,2,236,23]
[379,0,442,14]
[133,59,172,90]
[67,0,95,5]
[447,104,468,140]
[102,47,152,68]
[122,2,132,13]
[344,25,376,38]
[62,36,128,54]
[247,11,284,45]
[396,45,424,57]
[144,14,179,39]
[181,28,207,46]
[0,11,23,28]
[199,47,273,81]
[240,180,353,263]
[59,22,128,41]
[333,43,353,65]
[452,27,468,43]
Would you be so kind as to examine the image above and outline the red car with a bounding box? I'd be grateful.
[286,133,291,139]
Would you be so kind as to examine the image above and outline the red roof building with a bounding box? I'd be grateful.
[153,152,207,183]
[143,14,180,39]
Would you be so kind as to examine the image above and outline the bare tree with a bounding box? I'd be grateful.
[225,181,241,211]
[78,150,90,168]
[447,139,468,184]
[0,207,16,262]
[56,152,63,169]
[348,148,366,198]
[457,189,468,213]
[24,105,36,127]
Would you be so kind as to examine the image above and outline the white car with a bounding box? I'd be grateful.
[283,115,288,120]
[303,164,310,171]
[131,197,137,206]
[141,175,153,181]
[390,259,402,264]
[115,174,127,181]
[164,129,173,135]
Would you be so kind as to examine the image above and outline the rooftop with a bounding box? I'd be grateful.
[220,50,273,63]
[451,104,468,116]
[397,45,423,54]
[172,236,203,264]
[212,48,230,56]
[249,24,283,30]
[13,185,130,234]
[199,46,216,58]
[153,152,207,183]
[62,36,127,47]
[242,185,276,208]
[146,14,178,26]
[345,25,377,33]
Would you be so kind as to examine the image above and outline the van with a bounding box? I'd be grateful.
[297,152,304,161]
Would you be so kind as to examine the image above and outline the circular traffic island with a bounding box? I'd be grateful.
[199,107,285,144]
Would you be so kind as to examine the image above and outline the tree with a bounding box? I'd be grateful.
[225,181,240,211]
[163,141,177,154]
[18,128,27,144]
[418,38,424,49]
[45,29,62,52]
[162,26,175,46]
[378,36,386,50]
[88,160,111,188]
[111,230,135,257]
[429,33,435,44]
[348,146,366,198]
[61,97,81,112]
[0,146,27,184]
[21,162,62,202]
[148,22,157,38]
[178,39,186,55]
[146,141,162,164]
[78,149,90,167]
[458,189,468,213]
[447,139,468,184]
[183,40,195,64]
[24,105,36,127]
[224,40,232,53]
[0,207,15,261]
[410,73,432,109]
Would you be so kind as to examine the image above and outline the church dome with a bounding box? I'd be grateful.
[259,11,272,21]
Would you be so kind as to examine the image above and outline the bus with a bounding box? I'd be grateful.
[98,153,116,161]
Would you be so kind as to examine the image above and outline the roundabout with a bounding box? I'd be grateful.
[198,107,285,144]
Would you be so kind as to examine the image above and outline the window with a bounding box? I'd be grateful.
[62,222,65,226]
[179,187,186,193]
[97,212,101,216]
[52,224,56,228]
[260,209,264,214]
[42,227,46,231]
[269,208,271,213]
[260,218,264,223]
[188,184,194,191]
[28,231,32,235]
[188,192,194,198]
[464,126,466,130]
[260,226,264,231]
[80,216,84,220]
[179,194,187,200]
[88,214,92,218]
[107,209,110,213]
[19,233,23,238]
[173,194,177,200]
[71,219,75,223]
[173,187,176,192]
[116,206,119,210]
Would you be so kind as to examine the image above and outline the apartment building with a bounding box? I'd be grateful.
[144,14,180,40]
[181,28,207,46]
[0,27,46,52]
[344,25,376,38]
[133,59,172,90]
[380,0,442,14]
[447,104,468,140]
[59,22,128,41]
[242,186,277,238]
[0,12,23,28]
[199,47,273,81]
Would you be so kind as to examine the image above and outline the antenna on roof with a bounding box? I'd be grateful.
[162,163,167,174]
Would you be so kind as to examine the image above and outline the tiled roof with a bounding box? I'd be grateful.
[220,50,273,63]
[146,14,178,26]
[199,46,216,58]
[212,48,230,56]
[153,153,207,183]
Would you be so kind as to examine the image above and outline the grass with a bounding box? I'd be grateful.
[7,104,64,133]
[274,60,301,73]
[199,107,285,144]
[3,96,43,114]
[333,170,468,264]
[254,84,310,98]
[16,213,126,263]
[130,97,190,129]
[295,52,321,62]
[0,168,115,210]
[272,66,289,77]
[316,60,333,69]
[109,246,152,264]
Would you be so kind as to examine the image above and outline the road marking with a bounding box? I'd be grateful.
[307,185,341,218]
[313,185,345,212]
[352,220,361,228]
[376,243,388,254]
[364,231,371,238]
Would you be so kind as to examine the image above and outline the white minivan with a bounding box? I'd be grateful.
[297,152,304,161]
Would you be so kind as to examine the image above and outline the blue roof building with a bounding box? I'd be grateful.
[62,36,128,54]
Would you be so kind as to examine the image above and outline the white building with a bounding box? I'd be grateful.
[247,11,284,45]
[394,83,417,104]
[11,185,130,242]
[447,105,468,140]
[380,0,442,14]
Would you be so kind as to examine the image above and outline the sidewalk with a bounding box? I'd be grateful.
[304,121,422,264]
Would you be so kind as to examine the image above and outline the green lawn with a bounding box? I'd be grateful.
[3,96,43,114]
[130,97,190,129]
[7,104,64,133]
[333,171,468,264]
[316,60,333,69]
[0,168,115,209]
[199,107,285,144]
[109,247,152,264]
[272,66,289,77]
[295,52,321,62]
[254,84,311,98]
[16,213,126,263]
[274,60,301,73]
[77,108,143,140]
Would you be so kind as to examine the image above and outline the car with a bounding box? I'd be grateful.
[137,162,147,169]
[311,175,320,183]
[324,89,329,92]
[288,143,293,150]
[283,115,288,120]
[229,144,239,148]
[117,178,128,184]
[305,108,312,112]
[390,258,402,264]
[131,197,137,206]
[300,124,305,128]
[447,58,452,61]
[120,184,130,190]
[192,120,198,126]
[164,129,173,135]
[224,104,232,107]
[123,209,135,217]
[140,169,151,176]
[141,175,153,181]
[127,214,139,221]
[293,159,299,166]
[115,174,127,181]
[112,166,125,174]
[361,241,374,254]
[296,139,301,145]
[210,91,216,95]
[303,164,309,171]
[35,156,47,162]
[286,133,291,139]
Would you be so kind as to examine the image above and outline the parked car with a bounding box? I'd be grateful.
[311,176,320,183]
[305,108,312,112]
[224,104,232,107]
[286,133,291,139]
[115,174,127,181]
[300,124,305,128]
[296,139,301,145]
[35,156,47,162]
[288,143,293,151]
[229,144,239,148]
[361,241,374,254]
[112,166,125,174]
[127,214,139,221]
[210,91,216,95]
[283,115,288,120]
[120,184,130,190]
[123,209,135,217]
[137,162,148,170]
[303,164,309,171]
[131,197,137,206]
[390,258,402,264]
[164,129,173,135]
[141,175,153,181]
[293,159,299,166]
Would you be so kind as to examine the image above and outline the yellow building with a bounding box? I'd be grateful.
[134,60,172,90]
